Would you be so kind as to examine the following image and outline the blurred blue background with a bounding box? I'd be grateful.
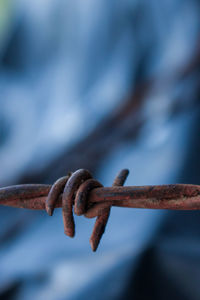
[0,0,200,299]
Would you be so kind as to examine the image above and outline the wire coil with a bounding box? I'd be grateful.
[45,168,129,251]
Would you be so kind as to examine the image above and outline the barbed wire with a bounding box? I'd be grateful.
[1,168,200,251]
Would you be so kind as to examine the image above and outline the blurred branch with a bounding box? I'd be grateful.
[19,41,200,184]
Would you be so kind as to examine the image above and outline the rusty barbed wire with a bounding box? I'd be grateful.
[1,168,200,251]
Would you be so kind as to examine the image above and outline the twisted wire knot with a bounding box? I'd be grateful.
[45,168,129,251]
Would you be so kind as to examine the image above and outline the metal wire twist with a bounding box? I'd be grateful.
[45,168,129,251]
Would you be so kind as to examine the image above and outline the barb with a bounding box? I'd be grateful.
[89,169,129,251]
[1,169,200,251]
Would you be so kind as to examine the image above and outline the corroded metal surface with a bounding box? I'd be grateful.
[1,169,200,250]
[1,183,200,210]
[89,169,129,251]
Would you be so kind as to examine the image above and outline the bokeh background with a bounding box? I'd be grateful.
[0,0,200,299]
